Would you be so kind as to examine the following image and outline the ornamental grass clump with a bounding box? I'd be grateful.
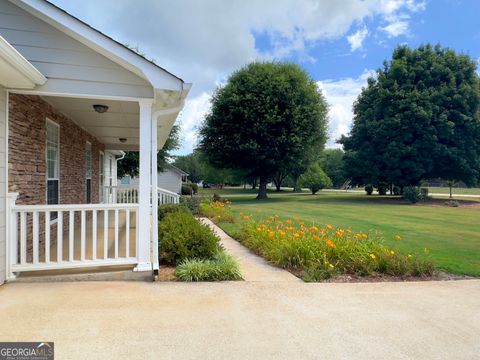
[199,199,234,223]
[175,250,243,282]
[238,215,435,281]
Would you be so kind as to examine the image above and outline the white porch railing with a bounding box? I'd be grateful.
[156,187,180,205]
[104,185,180,205]
[7,194,139,276]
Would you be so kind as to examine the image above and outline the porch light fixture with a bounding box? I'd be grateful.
[119,138,127,143]
[93,104,109,113]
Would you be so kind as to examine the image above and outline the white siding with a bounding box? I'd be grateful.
[0,1,154,99]
[0,86,6,284]
[157,169,182,194]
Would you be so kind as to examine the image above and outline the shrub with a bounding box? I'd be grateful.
[377,184,387,195]
[403,186,421,203]
[175,250,243,281]
[199,200,234,223]
[420,187,429,198]
[159,211,220,264]
[181,184,193,195]
[180,195,202,214]
[445,200,459,207]
[365,184,374,195]
[393,186,401,196]
[158,204,190,221]
[298,164,332,194]
[237,215,435,281]
[190,183,199,194]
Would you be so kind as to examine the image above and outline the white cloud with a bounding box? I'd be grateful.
[317,70,376,148]
[176,92,211,153]
[50,0,425,153]
[380,20,410,37]
[347,26,369,51]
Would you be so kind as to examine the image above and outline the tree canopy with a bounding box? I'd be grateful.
[319,149,346,188]
[199,61,329,199]
[341,44,480,187]
[117,124,180,178]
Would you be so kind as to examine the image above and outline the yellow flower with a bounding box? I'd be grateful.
[395,235,401,241]
[369,253,376,260]
[268,231,275,238]
[278,230,286,237]
[407,254,412,258]
[256,227,262,232]
[326,224,333,230]
[390,250,395,255]
[329,264,334,269]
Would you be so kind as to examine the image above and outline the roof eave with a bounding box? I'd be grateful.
[11,0,185,92]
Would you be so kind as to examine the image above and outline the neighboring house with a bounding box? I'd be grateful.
[121,164,188,194]
[0,0,190,285]
[157,164,188,194]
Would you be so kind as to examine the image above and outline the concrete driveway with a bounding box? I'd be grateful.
[0,280,479,360]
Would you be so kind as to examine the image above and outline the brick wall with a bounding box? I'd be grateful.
[8,94,105,205]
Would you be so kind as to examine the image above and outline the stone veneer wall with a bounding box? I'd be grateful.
[8,94,104,205]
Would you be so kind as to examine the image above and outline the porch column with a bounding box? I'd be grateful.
[151,115,159,273]
[135,99,153,271]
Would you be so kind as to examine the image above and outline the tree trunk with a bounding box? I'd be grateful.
[256,177,268,200]
[251,178,257,190]
[449,184,452,199]
[292,175,300,192]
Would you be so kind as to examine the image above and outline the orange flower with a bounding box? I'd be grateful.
[313,234,320,240]
[293,233,300,238]
[293,217,300,222]
[286,220,292,225]
[243,215,250,220]
[325,239,336,249]
[326,224,333,230]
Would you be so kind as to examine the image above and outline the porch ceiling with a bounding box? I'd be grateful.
[42,95,177,151]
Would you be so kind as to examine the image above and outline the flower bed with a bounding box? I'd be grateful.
[237,214,435,281]
[198,199,234,223]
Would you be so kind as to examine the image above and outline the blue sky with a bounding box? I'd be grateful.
[50,0,480,154]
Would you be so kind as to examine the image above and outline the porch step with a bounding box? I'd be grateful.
[11,265,152,282]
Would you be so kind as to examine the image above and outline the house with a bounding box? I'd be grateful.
[122,164,188,195]
[157,164,189,194]
[0,0,191,285]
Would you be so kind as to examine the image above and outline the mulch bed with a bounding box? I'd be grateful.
[289,268,475,283]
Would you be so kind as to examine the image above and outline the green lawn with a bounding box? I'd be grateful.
[206,190,480,276]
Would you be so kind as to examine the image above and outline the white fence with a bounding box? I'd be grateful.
[7,197,139,275]
[104,185,180,205]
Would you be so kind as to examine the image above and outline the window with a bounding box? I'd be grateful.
[99,152,105,203]
[46,120,59,220]
[85,142,92,203]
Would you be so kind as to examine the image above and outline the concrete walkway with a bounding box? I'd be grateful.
[0,280,479,359]
[200,217,300,282]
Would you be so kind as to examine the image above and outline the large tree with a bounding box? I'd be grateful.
[319,149,346,188]
[341,44,480,187]
[199,62,328,199]
[117,124,180,178]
